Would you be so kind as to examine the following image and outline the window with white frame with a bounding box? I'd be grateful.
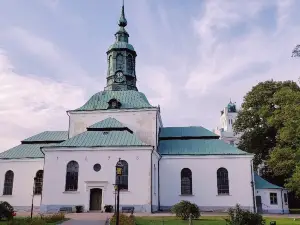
[270,192,278,205]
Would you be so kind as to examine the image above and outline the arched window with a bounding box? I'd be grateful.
[116,160,128,190]
[65,161,79,191]
[108,55,112,73]
[181,168,192,195]
[34,170,44,195]
[127,54,133,74]
[116,54,123,70]
[217,167,229,195]
[3,170,14,195]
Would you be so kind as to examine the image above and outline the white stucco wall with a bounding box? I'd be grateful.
[41,147,153,213]
[0,159,44,211]
[256,189,289,213]
[159,155,254,212]
[68,109,159,147]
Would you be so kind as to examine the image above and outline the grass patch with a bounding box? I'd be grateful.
[135,216,300,225]
[0,213,67,224]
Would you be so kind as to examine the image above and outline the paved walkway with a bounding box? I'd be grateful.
[59,212,111,225]
[59,219,106,225]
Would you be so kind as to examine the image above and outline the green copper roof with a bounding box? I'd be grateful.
[22,131,68,143]
[158,139,249,155]
[0,131,68,159]
[73,91,154,111]
[0,143,55,159]
[88,117,126,129]
[254,173,283,189]
[160,127,218,139]
[108,42,135,51]
[55,130,148,147]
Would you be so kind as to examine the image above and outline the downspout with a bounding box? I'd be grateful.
[158,153,161,211]
[250,159,256,213]
[40,147,46,212]
[150,146,154,213]
[281,189,284,214]
[156,109,161,211]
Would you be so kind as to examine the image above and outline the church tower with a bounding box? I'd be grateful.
[220,100,237,133]
[105,2,138,91]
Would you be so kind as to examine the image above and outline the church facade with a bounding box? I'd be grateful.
[0,5,287,214]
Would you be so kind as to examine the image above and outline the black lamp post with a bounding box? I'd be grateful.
[115,159,124,225]
[31,177,37,220]
[113,184,117,214]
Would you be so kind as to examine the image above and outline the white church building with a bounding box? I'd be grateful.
[0,4,289,214]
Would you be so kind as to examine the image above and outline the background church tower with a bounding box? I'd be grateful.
[220,100,237,133]
[105,2,138,91]
[214,100,239,146]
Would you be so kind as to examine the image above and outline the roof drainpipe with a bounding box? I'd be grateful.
[281,189,284,214]
[250,159,256,213]
[150,146,154,213]
[158,152,161,211]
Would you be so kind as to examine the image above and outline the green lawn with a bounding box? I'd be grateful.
[135,216,300,225]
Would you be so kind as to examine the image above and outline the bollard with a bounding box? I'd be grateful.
[270,221,276,225]
[189,213,193,225]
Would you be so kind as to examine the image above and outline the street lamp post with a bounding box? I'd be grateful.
[113,184,117,214]
[31,177,37,220]
[115,159,124,225]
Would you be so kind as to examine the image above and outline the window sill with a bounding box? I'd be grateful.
[179,194,194,196]
[217,194,231,196]
[63,191,80,194]
[1,195,13,197]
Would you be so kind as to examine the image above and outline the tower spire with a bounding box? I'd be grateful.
[118,0,127,27]
[105,0,138,91]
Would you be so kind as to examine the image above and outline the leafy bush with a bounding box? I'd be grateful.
[171,200,200,220]
[104,205,114,213]
[110,213,135,225]
[0,201,14,221]
[225,204,265,225]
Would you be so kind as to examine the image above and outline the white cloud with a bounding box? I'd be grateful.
[0,51,86,152]
[184,0,300,100]
[6,27,100,93]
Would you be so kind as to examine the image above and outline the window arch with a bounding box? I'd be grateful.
[65,161,79,191]
[116,54,123,70]
[108,55,113,72]
[3,170,14,195]
[217,167,229,195]
[34,170,44,195]
[181,168,192,195]
[127,54,133,74]
[116,160,128,190]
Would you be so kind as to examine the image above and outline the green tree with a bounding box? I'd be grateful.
[234,80,299,167]
[234,80,300,195]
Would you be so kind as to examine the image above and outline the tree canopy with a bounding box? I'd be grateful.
[234,80,300,195]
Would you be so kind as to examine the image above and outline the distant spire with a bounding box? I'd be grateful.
[118,0,127,27]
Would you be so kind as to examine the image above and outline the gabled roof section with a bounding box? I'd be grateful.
[0,131,68,159]
[73,91,154,111]
[158,139,250,156]
[22,131,68,143]
[160,126,219,140]
[254,173,284,189]
[0,143,55,159]
[87,117,132,133]
[53,130,148,148]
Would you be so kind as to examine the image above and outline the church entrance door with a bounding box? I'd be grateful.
[89,188,102,211]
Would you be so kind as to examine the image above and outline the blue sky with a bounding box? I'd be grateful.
[0,0,300,151]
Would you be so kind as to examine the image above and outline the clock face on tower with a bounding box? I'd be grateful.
[115,71,125,83]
